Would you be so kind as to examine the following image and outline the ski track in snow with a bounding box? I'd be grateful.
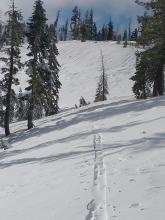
[86,133,109,220]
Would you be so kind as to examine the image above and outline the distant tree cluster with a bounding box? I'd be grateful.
[56,6,139,43]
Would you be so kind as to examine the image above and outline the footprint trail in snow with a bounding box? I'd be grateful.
[86,134,109,220]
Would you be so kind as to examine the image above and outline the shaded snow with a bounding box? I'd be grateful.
[0,96,165,220]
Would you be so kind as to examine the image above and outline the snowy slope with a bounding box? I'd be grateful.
[58,41,136,108]
[0,41,136,108]
[0,41,165,220]
[0,96,165,220]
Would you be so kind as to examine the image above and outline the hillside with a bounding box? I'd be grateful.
[1,41,136,108]
[0,42,165,220]
[58,41,136,108]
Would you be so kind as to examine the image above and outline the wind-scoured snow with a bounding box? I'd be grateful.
[58,41,136,108]
[0,41,165,220]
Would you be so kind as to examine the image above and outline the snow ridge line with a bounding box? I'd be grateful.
[86,134,109,220]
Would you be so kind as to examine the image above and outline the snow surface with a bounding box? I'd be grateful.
[0,41,165,220]
[58,41,136,108]
[1,41,136,108]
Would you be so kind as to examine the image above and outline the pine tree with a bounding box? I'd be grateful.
[43,24,61,116]
[70,6,80,40]
[101,25,106,41]
[107,18,114,40]
[0,0,23,136]
[131,28,138,41]
[80,21,87,42]
[64,18,68,41]
[128,17,132,41]
[123,29,128,47]
[132,0,165,98]
[94,51,109,102]
[26,0,48,129]
[89,9,94,40]
[131,51,151,99]
[92,23,97,41]
[123,29,128,41]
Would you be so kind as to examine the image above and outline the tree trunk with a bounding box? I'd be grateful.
[27,83,35,129]
[4,46,14,136]
[153,64,164,97]
[27,56,37,130]
[27,94,34,130]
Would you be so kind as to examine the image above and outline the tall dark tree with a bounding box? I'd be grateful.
[80,21,87,42]
[0,0,23,136]
[101,25,106,41]
[43,24,61,116]
[92,23,97,41]
[123,29,128,47]
[132,0,165,98]
[131,28,138,41]
[64,18,68,41]
[107,18,114,40]
[70,6,80,40]
[128,17,132,41]
[26,0,48,129]
[123,29,128,41]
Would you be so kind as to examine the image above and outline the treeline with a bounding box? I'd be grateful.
[0,5,139,45]
[131,0,165,99]
[0,0,61,136]
[58,6,138,42]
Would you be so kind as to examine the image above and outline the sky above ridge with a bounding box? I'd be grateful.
[0,0,145,32]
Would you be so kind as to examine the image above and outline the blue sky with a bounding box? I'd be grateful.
[0,0,145,32]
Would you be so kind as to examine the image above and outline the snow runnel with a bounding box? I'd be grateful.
[86,134,109,220]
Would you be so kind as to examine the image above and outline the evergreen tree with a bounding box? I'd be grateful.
[88,9,94,40]
[80,21,87,42]
[0,0,23,136]
[70,6,80,40]
[26,0,48,129]
[64,18,68,41]
[107,19,114,40]
[131,51,151,99]
[131,28,138,41]
[123,29,128,47]
[101,25,106,41]
[43,24,61,116]
[92,23,97,41]
[94,51,109,102]
[132,0,165,98]
[128,17,132,41]
[123,29,128,41]
[15,88,27,120]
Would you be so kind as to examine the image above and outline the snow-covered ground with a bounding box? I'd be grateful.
[0,41,165,220]
[1,41,136,107]
[58,41,136,108]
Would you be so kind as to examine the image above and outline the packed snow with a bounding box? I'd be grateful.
[0,41,165,220]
